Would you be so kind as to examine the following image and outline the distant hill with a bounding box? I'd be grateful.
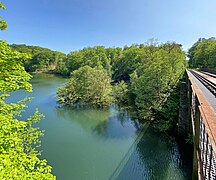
[10,44,66,72]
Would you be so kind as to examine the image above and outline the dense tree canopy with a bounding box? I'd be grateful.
[57,66,113,106]
[0,41,55,179]
[11,40,187,132]
[10,44,66,72]
[112,45,144,82]
[56,46,112,76]
[188,37,216,68]
[56,41,186,131]
[130,43,186,119]
[0,42,32,92]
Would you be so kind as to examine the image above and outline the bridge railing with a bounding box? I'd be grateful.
[187,71,216,180]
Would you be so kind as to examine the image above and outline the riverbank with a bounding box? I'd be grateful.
[7,73,192,179]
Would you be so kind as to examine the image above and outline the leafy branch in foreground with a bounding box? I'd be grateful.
[0,41,55,179]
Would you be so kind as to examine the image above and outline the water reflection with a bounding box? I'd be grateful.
[55,105,142,140]
[7,74,192,180]
[116,129,192,180]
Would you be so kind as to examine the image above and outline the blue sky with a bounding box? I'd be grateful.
[0,0,215,53]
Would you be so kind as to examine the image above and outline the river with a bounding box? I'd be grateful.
[8,74,192,180]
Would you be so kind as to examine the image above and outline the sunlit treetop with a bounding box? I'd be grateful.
[0,41,32,92]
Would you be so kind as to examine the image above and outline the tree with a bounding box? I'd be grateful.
[0,103,55,179]
[188,37,216,68]
[112,81,129,104]
[112,45,144,82]
[57,66,113,106]
[130,42,186,119]
[0,23,55,180]
[10,44,66,72]
[0,42,32,92]
[54,40,186,132]
[58,46,112,76]
[0,41,55,179]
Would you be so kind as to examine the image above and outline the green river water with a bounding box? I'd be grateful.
[8,74,192,180]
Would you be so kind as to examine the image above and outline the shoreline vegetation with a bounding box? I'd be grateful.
[1,0,214,178]
[3,37,216,179]
[0,41,56,179]
[10,41,187,133]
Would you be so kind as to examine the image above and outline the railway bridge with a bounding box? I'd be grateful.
[179,70,216,180]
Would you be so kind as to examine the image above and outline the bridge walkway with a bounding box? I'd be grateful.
[187,70,216,180]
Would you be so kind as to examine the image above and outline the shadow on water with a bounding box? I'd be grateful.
[109,122,150,180]
[54,102,192,180]
[115,128,192,180]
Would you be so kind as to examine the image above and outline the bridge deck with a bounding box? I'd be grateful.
[188,71,216,111]
[196,71,216,86]
[187,70,216,149]
[187,70,216,179]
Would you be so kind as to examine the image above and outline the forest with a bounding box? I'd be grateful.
[11,41,187,132]
[188,37,216,72]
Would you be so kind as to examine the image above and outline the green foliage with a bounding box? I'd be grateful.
[130,42,186,119]
[57,66,113,106]
[58,46,112,76]
[0,42,55,179]
[0,2,7,30]
[0,41,32,92]
[10,44,66,72]
[105,47,123,79]
[152,83,181,132]
[0,106,55,179]
[188,37,216,68]
[56,41,186,132]
[9,39,186,133]
[112,45,143,82]
[55,60,68,75]
[112,81,129,104]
